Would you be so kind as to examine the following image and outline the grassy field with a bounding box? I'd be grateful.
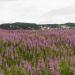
[0,29,75,75]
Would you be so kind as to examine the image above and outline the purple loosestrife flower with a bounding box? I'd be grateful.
[11,53,14,60]
[0,55,2,65]
[24,60,28,70]
[54,59,60,75]
[56,66,60,75]
[24,64,26,69]
[40,61,45,71]
[6,63,10,71]
[0,71,4,75]
[56,69,60,75]
[16,64,19,69]
[27,64,32,73]
[49,59,54,75]
[37,62,41,71]
[11,47,15,51]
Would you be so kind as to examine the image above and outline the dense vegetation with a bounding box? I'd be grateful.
[0,22,39,30]
[0,29,75,75]
[0,22,75,30]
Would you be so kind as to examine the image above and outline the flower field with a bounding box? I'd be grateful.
[0,29,75,75]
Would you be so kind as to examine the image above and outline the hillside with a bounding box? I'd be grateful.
[0,22,75,30]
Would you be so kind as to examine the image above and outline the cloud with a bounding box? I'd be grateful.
[0,0,75,23]
[48,6,75,16]
[0,0,17,1]
[36,5,75,24]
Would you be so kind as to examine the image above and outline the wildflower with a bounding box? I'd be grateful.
[0,55,2,65]
[54,59,60,75]
[49,59,54,75]
[6,63,10,71]
[40,61,45,71]
[27,64,32,73]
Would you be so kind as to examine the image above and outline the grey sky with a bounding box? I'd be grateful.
[0,0,75,24]
[37,6,75,24]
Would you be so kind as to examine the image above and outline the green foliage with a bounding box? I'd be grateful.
[60,60,70,75]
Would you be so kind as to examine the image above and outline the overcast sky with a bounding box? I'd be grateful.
[0,0,75,24]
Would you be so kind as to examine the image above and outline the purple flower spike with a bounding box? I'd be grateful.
[56,69,60,75]
[49,59,54,75]
[41,61,45,70]
[27,64,32,73]
[6,63,10,71]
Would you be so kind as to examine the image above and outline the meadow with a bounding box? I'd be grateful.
[0,29,75,75]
